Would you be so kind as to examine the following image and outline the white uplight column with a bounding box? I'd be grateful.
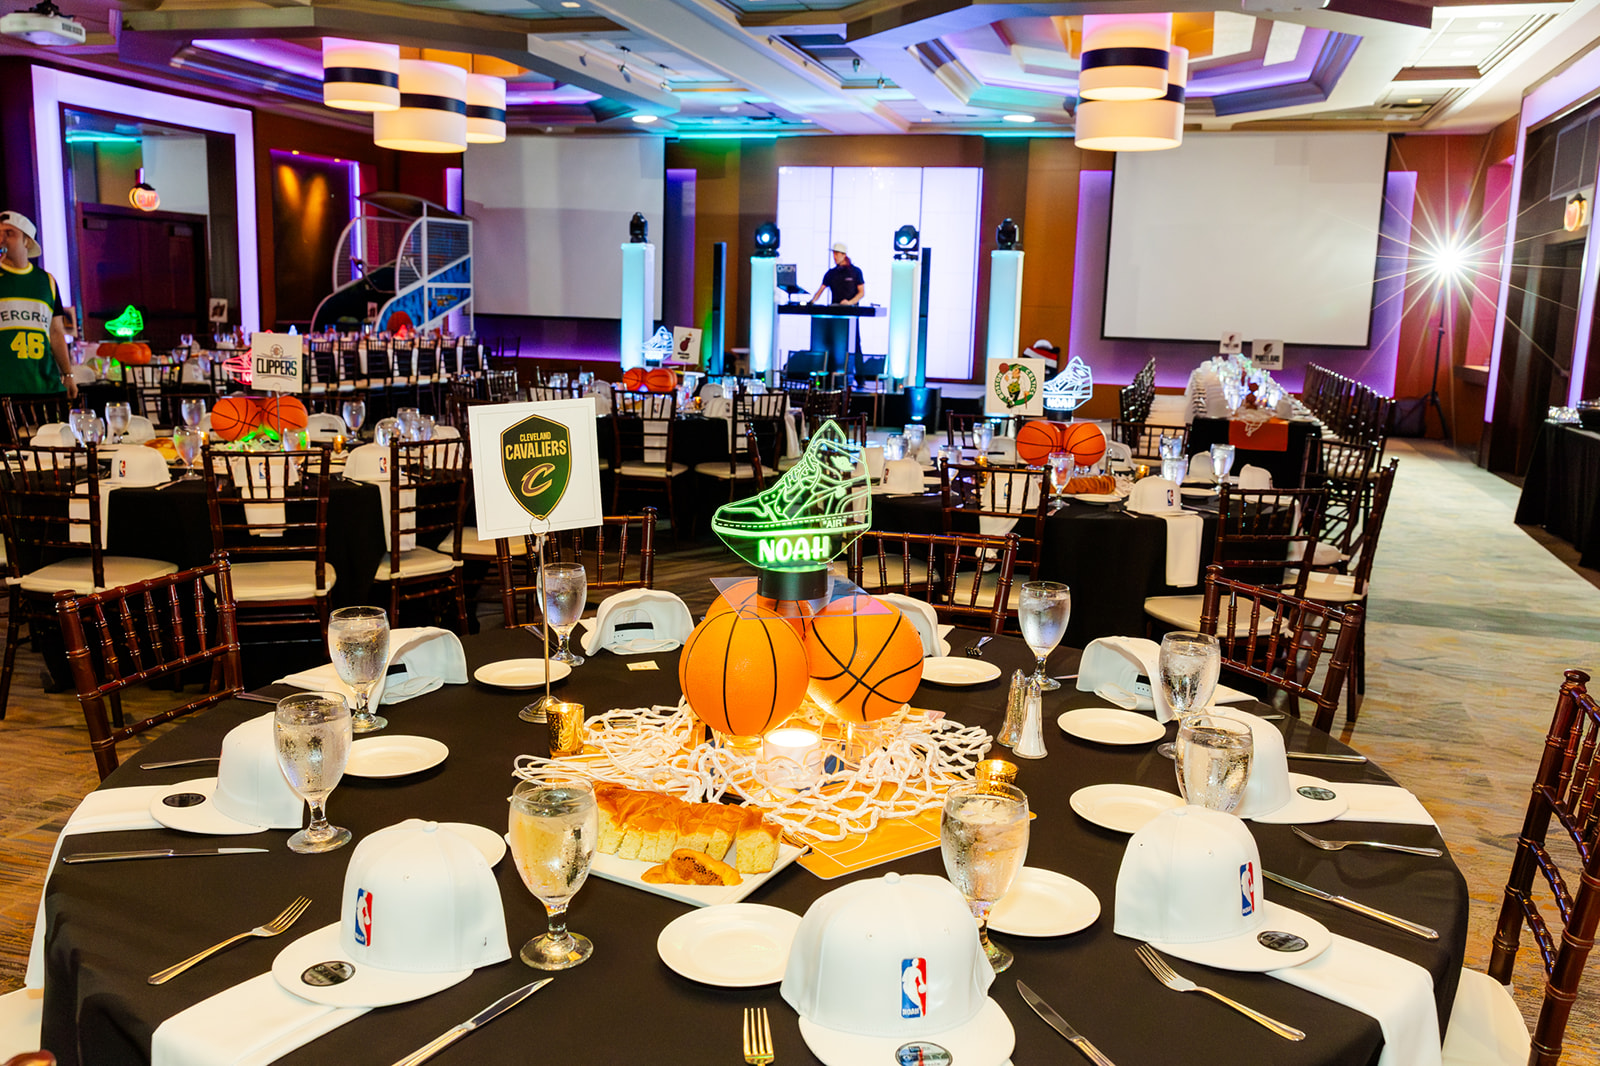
[986,250,1024,365]
[748,257,779,376]
[620,242,655,369]
[887,257,919,382]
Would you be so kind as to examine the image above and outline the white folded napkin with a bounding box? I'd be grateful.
[26,786,169,987]
[1239,464,1273,489]
[151,973,369,1066]
[782,412,802,459]
[578,589,694,655]
[1333,783,1438,826]
[1155,511,1204,586]
[1270,933,1441,1066]
[1077,636,1251,722]
[278,628,467,706]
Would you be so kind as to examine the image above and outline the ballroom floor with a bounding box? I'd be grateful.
[1,437,1596,1060]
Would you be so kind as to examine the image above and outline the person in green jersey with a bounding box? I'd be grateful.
[0,210,76,400]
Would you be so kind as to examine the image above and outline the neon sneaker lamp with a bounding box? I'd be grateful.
[711,419,869,601]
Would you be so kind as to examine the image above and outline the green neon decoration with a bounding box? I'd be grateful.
[106,306,144,338]
[711,420,869,573]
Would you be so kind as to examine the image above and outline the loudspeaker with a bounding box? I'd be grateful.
[709,242,727,375]
[915,246,933,388]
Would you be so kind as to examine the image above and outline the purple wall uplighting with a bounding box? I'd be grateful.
[1068,168,1415,396]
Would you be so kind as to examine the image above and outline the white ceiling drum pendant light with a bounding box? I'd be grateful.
[322,38,400,112]
[374,60,468,153]
[1075,47,1188,152]
[465,73,506,144]
[1079,13,1171,102]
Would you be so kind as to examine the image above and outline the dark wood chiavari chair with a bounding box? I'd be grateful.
[484,369,520,403]
[1197,564,1363,733]
[1,396,73,444]
[373,438,469,631]
[54,558,243,780]
[1299,438,1380,565]
[612,391,683,540]
[694,395,782,501]
[847,530,1019,635]
[496,510,658,628]
[940,462,1049,616]
[1112,420,1187,462]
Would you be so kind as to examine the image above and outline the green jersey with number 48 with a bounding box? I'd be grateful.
[0,262,65,394]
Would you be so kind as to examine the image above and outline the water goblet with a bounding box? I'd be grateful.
[105,402,131,444]
[1209,444,1236,485]
[940,781,1029,973]
[79,415,105,447]
[883,434,906,462]
[69,408,97,447]
[542,562,587,667]
[328,606,391,734]
[273,692,353,854]
[341,399,367,437]
[1155,631,1222,759]
[416,415,436,442]
[936,442,957,470]
[180,399,208,430]
[1047,451,1074,500]
[973,421,995,456]
[173,426,204,480]
[373,417,401,447]
[1018,581,1070,692]
[509,776,598,970]
[1175,714,1253,813]
[904,423,926,460]
[396,407,422,439]
[1158,435,1184,460]
[1160,456,1189,485]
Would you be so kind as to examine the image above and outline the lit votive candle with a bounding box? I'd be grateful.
[761,727,825,789]
[547,702,585,758]
[975,758,1018,791]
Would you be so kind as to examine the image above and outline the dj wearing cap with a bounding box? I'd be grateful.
[0,210,76,401]
[809,242,865,307]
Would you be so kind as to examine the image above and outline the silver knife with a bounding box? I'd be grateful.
[1263,871,1439,940]
[389,978,554,1066]
[1285,751,1368,764]
[63,848,269,864]
[139,757,221,770]
[1016,980,1119,1066]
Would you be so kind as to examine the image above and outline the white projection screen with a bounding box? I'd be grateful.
[465,136,664,318]
[1104,132,1389,347]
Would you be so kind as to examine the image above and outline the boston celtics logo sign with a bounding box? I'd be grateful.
[992,361,1038,410]
[501,413,571,520]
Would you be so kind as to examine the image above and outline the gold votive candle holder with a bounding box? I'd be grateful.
[1134,464,1151,481]
[975,758,1018,792]
[547,701,585,758]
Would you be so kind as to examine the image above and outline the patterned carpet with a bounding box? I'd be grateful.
[0,438,1596,1059]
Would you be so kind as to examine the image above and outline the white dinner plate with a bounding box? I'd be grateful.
[1069,783,1185,834]
[1180,486,1220,498]
[1071,493,1122,504]
[440,822,507,867]
[473,658,574,689]
[656,903,803,986]
[345,735,448,778]
[920,657,1003,687]
[988,868,1100,937]
[1057,707,1166,746]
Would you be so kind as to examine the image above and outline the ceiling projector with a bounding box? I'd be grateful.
[1,1,86,45]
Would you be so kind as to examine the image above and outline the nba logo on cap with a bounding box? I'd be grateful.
[1239,863,1255,917]
[900,957,927,1018]
[355,888,374,946]
[117,459,127,478]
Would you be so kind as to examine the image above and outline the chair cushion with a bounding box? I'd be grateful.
[851,555,934,588]
[458,527,502,558]
[373,547,460,580]
[1143,594,1281,635]
[1304,571,1365,604]
[18,556,178,595]
[1440,968,1529,1066]
[208,560,335,601]
[971,571,1023,611]
[617,461,688,478]
[693,461,754,480]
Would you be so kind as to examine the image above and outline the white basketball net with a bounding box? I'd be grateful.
[513,701,993,844]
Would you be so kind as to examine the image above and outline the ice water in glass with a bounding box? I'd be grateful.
[542,563,587,667]
[329,606,391,733]
[1156,631,1222,759]
[274,692,353,853]
[509,777,598,970]
[1175,714,1253,812]
[941,782,1029,972]
[1018,582,1070,692]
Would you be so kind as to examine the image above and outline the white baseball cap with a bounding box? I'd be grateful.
[272,820,510,1007]
[149,713,305,835]
[877,593,942,658]
[0,211,41,257]
[831,241,848,254]
[1114,806,1330,972]
[580,588,693,655]
[1127,477,1182,515]
[1219,710,1350,823]
[781,872,1015,1066]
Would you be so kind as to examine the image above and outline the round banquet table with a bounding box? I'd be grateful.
[872,491,1220,647]
[38,626,1467,1066]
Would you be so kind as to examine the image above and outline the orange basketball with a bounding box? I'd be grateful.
[706,578,813,638]
[622,367,648,391]
[1061,421,1106,468]
[679,606,810,737]
[260,396,308,436]
[210,396,260,442]
[645,367,677,393]
[804,593,925,724]
[1016,419,1067,466]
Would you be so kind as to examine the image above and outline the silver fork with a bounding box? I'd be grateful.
[743,1007,774,1065]
[1291,825,1443,857]
[147,896,312,985]
[1134,944,1305,1041]
[965,636,994,659]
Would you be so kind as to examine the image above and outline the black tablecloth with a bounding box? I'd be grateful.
[105,478,387,607]
[1515,422,1600,568]
[1188,417,1320,489]
[872,492,1218,646]
[40,627,1466,1066]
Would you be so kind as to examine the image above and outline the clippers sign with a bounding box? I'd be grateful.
[249,332,303,392]
[901,957,928,1018]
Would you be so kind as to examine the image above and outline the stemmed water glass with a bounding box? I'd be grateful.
[1209,444,1236,485]
[883,434,906,462]
[973,421,995,457]
[328,606,391,734]
[509,776,598,970]
[1155,631,1222,759]
[373,418,401,447]
[70,409,101,447]
[341,399,367,438]
[940,780,1030,973]
[173,426,204,480]
[180,399,207,430]
[1047,451,1074,500]
[1160,455,1189,485]
[396,407,422,440]
[1174,713,1253,813]
[542,562,587,667]
[273,692,353,854]
[1018,581,1070,691]
[105,402,131,445]
[904,424,926,461]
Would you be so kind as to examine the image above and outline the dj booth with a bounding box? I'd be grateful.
[777,302,886,385]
